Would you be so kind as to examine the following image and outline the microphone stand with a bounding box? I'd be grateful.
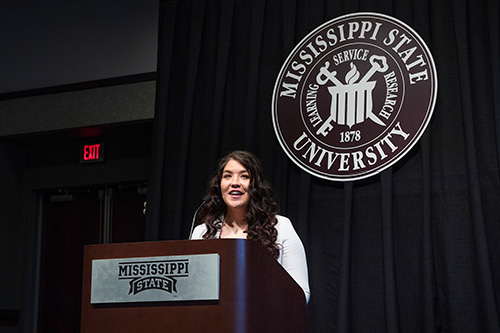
[188,197,211,239]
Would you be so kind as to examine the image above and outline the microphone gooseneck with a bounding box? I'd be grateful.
[188,197,211,239]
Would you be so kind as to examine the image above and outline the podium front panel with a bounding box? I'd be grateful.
[81,239,306,332]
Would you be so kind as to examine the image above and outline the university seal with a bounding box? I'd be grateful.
[272,12,437,181]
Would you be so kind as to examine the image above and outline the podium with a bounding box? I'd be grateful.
[81,239,306,332]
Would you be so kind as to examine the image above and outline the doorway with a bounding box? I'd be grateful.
[36,183,147,332]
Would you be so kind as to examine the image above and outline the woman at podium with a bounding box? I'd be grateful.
[191,150,310,303]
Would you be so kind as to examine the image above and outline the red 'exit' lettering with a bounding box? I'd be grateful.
[83,144,100,160]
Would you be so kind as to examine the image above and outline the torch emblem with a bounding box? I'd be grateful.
[315,55,388,136]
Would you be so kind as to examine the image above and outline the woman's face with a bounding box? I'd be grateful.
[220,159,251,211]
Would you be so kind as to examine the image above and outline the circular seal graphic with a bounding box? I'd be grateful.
[272,12,437,181]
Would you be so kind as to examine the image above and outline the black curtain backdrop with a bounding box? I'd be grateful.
[146,0,500,331]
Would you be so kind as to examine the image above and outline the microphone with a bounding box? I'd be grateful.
[188,196,211,239]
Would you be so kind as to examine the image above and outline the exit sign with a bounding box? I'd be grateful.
[80,143,104,163]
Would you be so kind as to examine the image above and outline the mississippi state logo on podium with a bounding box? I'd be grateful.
[272,12,437,181]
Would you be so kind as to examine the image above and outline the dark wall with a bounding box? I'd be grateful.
[22,123,153,190]
[0,142,25,315]
[0,0,159,329]
[0,76,156,137]
[0,80,155,330]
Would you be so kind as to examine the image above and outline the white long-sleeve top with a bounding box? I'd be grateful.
[191,215,310,303]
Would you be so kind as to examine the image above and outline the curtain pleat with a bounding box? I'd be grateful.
[242,1,265,151]
[337,181,353,333]
[381,169,400,332]
[207,0,234,169]
[171,0,206,240]
[452,1,500,331]
[145,0,177,240]
[486,0,500,177]
[420,131,436,332]
[297,173,311,241]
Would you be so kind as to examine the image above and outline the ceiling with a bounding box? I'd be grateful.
[0,0,159,94]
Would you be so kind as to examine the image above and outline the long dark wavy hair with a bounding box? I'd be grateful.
[196,151,280,259]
